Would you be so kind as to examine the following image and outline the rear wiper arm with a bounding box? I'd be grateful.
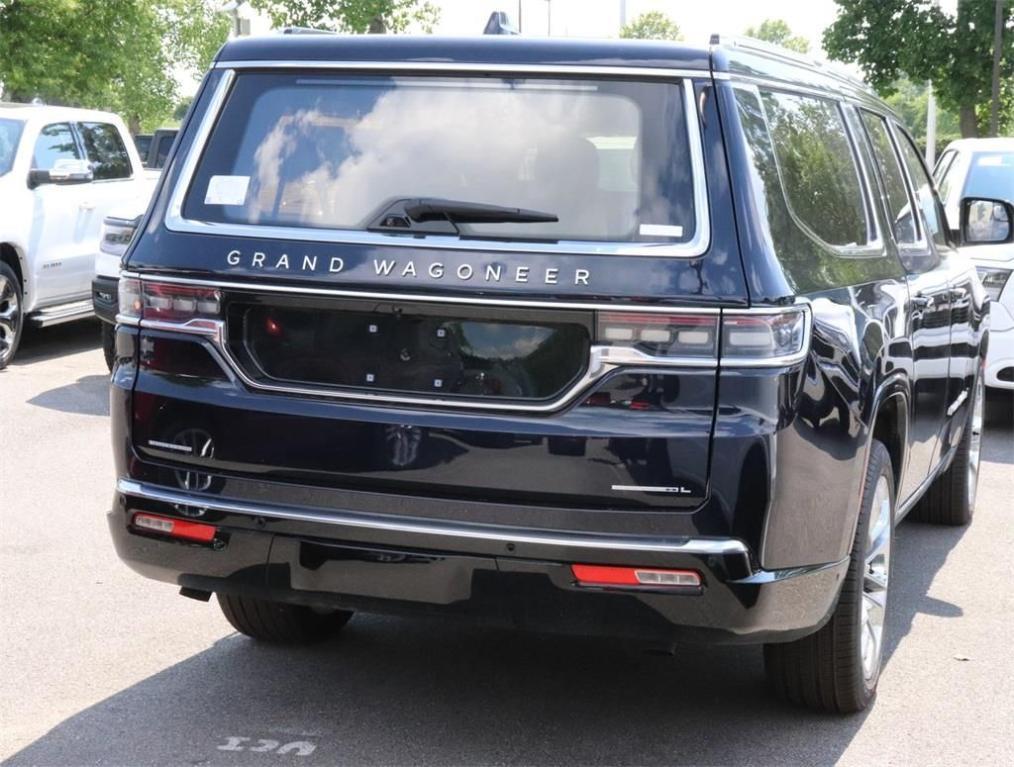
[368,197,557,234]
[404,198,558,224]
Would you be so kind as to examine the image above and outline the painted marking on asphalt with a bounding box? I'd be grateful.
[217,736,317,756]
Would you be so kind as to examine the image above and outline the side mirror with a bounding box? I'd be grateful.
[27,158,93,188]
[960,197,1014,246]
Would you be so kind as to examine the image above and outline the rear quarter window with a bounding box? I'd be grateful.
[754,90,871,250]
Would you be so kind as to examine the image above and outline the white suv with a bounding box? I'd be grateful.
[0,103,154,368]
[934,138,1014,404]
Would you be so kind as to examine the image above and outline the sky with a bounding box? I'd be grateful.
[428,0,842,58]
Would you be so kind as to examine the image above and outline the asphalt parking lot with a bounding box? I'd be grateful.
[2,321,1012,766]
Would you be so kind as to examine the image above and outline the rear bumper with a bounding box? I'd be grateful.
[92,276,118,325]
[110,479,848,645]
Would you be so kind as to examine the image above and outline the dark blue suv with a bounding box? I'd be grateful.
[107,34,992,713]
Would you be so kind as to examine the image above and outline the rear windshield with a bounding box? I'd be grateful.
[183,73,696,244]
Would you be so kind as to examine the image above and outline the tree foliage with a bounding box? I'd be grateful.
[744,19,811,53]
[619,11,683,41]
[823,0,1014,137]
[250,0,439,34]
[883,76,961,156]
[0,0,228,132]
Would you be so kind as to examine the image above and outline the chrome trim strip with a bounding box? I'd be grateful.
[124,275,809,409]
[135,315,716,412]
[213,60,712,80]
[946,388,968,417]
[611,485,693,494]
[117,478,750,557]
[119,271,724,314]
[164,70,710,258]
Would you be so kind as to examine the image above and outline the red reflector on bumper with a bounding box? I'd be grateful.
[133,512,216,543]
[571,564,701,589]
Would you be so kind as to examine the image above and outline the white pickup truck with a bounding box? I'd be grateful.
[0,104,155,368]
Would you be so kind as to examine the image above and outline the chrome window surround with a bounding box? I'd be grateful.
[117,478,749,557]
[886,120,946,255]
[855,108,931,254]
[733,83,885,259]
[118,273,812,412]
[164,64,711,259]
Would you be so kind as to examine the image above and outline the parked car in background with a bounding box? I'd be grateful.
[0,103,154,368]
[934,138,1014,412]
[135,128,178,170]
[108,35,991,714]
[93,210,144,369]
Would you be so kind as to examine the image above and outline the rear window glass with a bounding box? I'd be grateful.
[757,90,870,249]
[183,73,696,244]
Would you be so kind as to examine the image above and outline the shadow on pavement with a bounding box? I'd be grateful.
[7,502,973,766]
[7,320,101,366]
[27,374,110,417]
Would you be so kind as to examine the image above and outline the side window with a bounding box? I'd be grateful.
[859,110,918,246]
[32,123,81,171]
[893,127,947,247]
[933,150,956,186]
[79,122,131,180]
[759,90,870,249]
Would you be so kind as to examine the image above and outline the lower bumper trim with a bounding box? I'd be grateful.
[116,478,749,558]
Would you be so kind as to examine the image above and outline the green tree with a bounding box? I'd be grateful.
[0,0,228,133]
[250,0,439,33]
[744,18,811,53]
[823,0,1014,137]
[619,10,682,41]
[883,76,961,157]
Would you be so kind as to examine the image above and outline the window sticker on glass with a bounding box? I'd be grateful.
[639,224,684,237]
[205,175,250,206]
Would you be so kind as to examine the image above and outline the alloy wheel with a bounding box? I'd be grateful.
[0,273,21,366]
[861,475,892,683]
[967,376,984,510]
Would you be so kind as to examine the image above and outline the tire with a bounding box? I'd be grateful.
[764,440,894,713]
[0,261,24,370]
[101,322,116,372]
[910,375,984,526]
[984,386,1013,429]
[217,593,353,644]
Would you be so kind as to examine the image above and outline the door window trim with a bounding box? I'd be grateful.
[855,107,930,255]
[164,66,712,259]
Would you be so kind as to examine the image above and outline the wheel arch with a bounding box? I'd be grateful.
[0,242,25,291]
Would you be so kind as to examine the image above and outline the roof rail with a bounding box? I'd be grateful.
[709,33,872,93]
[280,26,336,35]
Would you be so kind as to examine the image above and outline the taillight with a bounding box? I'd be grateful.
[721,309,807,361]
[99,215,140,257]
[118,279,221,323]
[571,564,702,590]
[597,312,719,358]
[594,307,808,365]
[132,512,217,543]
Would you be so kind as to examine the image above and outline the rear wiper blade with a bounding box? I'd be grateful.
[404,198,558,224]
[367,197,557,235]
